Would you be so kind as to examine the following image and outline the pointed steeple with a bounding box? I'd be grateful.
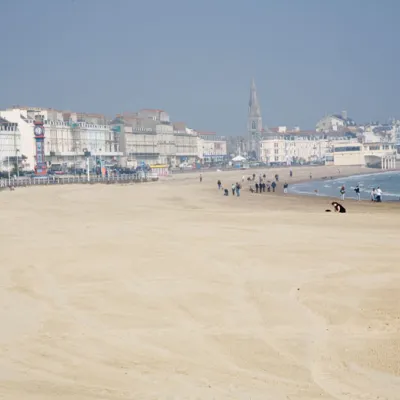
[249,78,261,118]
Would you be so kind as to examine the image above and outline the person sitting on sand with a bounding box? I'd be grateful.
[224,188,229,196]
[332,201,346,213]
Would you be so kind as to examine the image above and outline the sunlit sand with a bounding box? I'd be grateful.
[1,165,399,399]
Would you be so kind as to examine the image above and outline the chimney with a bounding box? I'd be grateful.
[342,110,348,120]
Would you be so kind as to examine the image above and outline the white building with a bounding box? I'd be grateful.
[327,142,396,167]
[260,131,359,165]
[0,107,122,170]
[316,111,356,132]
[0,117,21,172]
[198,138,228,163]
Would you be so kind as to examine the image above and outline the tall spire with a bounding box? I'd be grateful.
[247,78,263,159]
[249,78,261,118]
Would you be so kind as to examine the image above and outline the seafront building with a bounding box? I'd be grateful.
[0,106,227,172]
[0,117,21,172]
[259,126,397,167]
[0,107,122,171]
[246,79,398,167]
[111,110,227,168]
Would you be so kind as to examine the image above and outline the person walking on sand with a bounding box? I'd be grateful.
[283,182,288,194]
[271,181,276,193]
[217,180,222,190]
[199,174,202,183]
[236,182,241,197]
[231,183,236,196]
[340,185,345,200]
[242,175,245,183]
[375,187,382,202]
[290,170,293,178]
[370,188,376,202]
[255,182,259,193]
[309,173,312,179]
[354,185,361,201]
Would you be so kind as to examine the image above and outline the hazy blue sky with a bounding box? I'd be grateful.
[1,0,399,134]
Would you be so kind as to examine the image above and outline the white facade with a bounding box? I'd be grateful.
[260,135,359,164]
[316,115,345,132]
[0,118,21,171]
[0,109,36,170]
[0,107,122,169]
[331,142,396,166]
[198,138,227,162]
[118,124,203,167]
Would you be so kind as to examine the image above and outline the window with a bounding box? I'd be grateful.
[252,121,256,130]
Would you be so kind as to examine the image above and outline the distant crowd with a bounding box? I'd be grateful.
[209,170,293,197]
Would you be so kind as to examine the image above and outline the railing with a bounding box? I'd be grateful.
[0,173,159,188]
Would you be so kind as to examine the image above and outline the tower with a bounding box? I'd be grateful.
[247,78,262,158]
[33,115,47,175]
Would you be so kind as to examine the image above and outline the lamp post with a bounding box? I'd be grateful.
[7,155,10,185]
[83,149,91,182]
[16,149,20,178]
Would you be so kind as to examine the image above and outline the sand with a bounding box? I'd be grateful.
[0,165,399,400]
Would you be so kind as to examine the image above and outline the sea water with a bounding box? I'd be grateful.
[289,171,400,201]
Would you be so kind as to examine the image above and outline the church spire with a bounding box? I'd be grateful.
[249,78,261,118]
[247,78,263,158]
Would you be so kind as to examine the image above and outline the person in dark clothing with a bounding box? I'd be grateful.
[224,188,229,196]
[255,182,259,193]
[354,185,360,201]
[283,182,288,194]
[267,184,271,192]
[289,170,293,178]
[275,174,279,182]
[235,182,241,197]
[332,201,346,213]
[217,180,222,190]
[271,181,276,192]
[262,182,266,192]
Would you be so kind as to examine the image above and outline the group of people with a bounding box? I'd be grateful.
[370,187,383,202]
[216,171,291,198]
[339,184,383,202]
[217,180,242,197]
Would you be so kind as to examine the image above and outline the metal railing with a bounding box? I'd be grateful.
[0,173,159,188]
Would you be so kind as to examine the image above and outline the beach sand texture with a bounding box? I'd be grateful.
[1,166,399,400]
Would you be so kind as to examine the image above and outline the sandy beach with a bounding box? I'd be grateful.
[1,165,399,400]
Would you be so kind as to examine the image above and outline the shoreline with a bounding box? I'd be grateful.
[287,168,400,203]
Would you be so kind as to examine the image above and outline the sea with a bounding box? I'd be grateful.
[289,171,400,202]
